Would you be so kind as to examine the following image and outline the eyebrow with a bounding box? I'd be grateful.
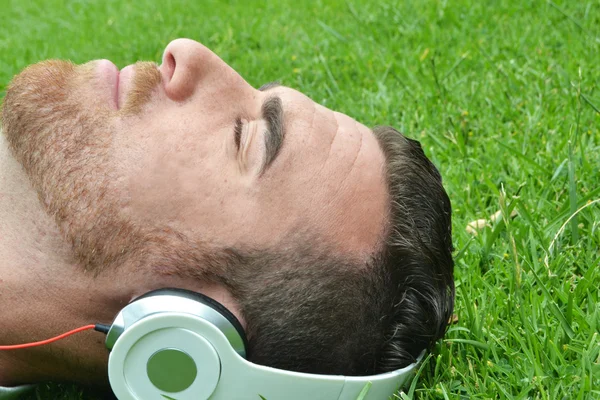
[258,81,281,91]
[260,95,285,174]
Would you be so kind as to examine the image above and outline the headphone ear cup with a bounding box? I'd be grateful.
[108,313,221,400]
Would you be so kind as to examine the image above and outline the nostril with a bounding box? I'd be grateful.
[162,51,176,84]
[161,38,208,101]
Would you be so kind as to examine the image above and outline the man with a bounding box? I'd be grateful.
[0,38,454,395]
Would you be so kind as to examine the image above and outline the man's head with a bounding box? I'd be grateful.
[1,38,453,376]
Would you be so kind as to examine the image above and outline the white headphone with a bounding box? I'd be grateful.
[105,288,420,400]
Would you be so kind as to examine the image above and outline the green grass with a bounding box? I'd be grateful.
[1,0,599,398]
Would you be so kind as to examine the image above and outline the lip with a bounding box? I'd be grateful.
[118,64,135,109]
[96,59,120,110]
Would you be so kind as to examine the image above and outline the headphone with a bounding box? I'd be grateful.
[105,288,420,400]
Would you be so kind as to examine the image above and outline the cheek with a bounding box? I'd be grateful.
[112,116,234,228]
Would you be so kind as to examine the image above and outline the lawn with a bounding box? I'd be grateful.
[1,0,599,399]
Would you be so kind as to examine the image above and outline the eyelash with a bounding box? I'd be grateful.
[234,117,243,150]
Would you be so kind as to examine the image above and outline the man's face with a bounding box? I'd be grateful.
[2,39,387,272]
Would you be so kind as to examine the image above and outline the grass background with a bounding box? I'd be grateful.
[1,0,599,398]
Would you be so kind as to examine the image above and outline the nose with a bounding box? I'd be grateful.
[160,38,225,101]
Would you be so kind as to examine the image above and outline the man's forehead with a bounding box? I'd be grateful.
[257,85,386,257]
[269,85,370,135]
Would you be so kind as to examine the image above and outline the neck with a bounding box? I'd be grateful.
[0,131,131,387]
[0,128,245,388]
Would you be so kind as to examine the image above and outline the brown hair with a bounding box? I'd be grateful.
[206,126,455,374]
[372,126,454,370]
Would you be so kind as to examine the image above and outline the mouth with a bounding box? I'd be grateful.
[95,60,141,111]
[95,61,162,114]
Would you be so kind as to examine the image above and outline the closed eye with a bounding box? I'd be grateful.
[234,117,243,150]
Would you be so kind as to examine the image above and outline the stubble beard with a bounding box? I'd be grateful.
[1,60,164,273]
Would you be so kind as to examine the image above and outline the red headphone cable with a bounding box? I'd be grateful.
[0,324,110,350]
